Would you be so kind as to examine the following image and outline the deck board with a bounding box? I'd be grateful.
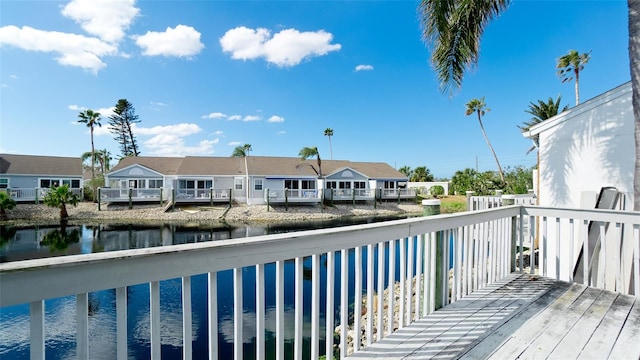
[349,273,640,360]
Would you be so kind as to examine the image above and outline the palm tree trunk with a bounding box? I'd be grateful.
[477,113,505,183]
[90,127,96,201]
[574,69,580,105]
[630,0,640,210]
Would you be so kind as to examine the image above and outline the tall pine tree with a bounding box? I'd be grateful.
[109,99,140,157]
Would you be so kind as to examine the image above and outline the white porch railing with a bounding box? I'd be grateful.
[469,194,536,211]
[1,206,638,359]
[3,187,83,202]
[380,188,416,199]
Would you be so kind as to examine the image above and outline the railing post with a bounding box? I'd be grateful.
[266,188,270,211]
[128,188,133,209]
[352,189,356,207]
[285,188,288,211]
[465,190,474,211]
[511,215,518,272]
[35,187,39,204]
[210,187,213,206]
[502,194,515,206]
[98,188,101,211]
[172,189,176,210]
[374,188,378,209]
[422,199,444,309]
[160,187,163,205]
[229,188,232,207]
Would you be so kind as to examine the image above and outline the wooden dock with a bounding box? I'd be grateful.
[350,273,640,359]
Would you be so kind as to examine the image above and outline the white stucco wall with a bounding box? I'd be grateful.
[526,82,634,282]
[532,82,634,210]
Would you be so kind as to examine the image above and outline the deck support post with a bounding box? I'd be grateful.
[128,188,132,209]
[285,188,288,211]
[160,188,163,205]
[266,188,270,211]
[172,189,176,210]
[98,188,101,211]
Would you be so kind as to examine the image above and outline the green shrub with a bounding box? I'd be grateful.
[430,185,445,197]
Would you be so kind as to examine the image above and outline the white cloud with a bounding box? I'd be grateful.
[0,25,117,73]
[268,115,285,123]
[202,112,227,119]
[135,123,216,156]
[61,0,139,43]
[135,123,202,136]
[355,64,374,72]
[134,25,204,58]
[220,26,341,67]
[145,136,217,156]
[228,115,242,121]
[277,131,286,135]
[228,141,242,146]
[243,115,261,122]
[68,105,85,111]
[213,130,224,136]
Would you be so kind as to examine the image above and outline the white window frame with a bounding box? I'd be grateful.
[254,178,263,191]
[234,177,244,190]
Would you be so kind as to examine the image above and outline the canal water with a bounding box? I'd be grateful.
[0,215,415,359]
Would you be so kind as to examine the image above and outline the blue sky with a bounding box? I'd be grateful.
[0,0,631,179]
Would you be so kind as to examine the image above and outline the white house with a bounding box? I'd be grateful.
[524,81,634,210]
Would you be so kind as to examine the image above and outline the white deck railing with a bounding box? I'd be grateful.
[1,206,638,359]
[3,187,83,202]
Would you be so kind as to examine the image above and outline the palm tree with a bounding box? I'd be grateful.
[43,184,80,219]
[465,97,505,183]
[631,0,640,210]
[299,146,322,179]
[95,149,112,174]
[231,144,252,202]
[418,0,639,210]
[399,165,413,178]
[556,50,591,105]
[519,95,570,153]
[77,110,102,181]
[411,166,434,182]
[0,191,16,220]
[324,128,334,160]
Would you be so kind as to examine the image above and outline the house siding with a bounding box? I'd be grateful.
[530,82,634,209]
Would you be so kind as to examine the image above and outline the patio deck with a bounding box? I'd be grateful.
[351,273,639,359]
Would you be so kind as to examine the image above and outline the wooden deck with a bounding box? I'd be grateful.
[350,273,640,359]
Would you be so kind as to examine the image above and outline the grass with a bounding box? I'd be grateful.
[417,194,467,213]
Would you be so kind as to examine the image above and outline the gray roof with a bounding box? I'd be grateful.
[109,156,185,175]
[107,155,407,180]
[0,154,83,176]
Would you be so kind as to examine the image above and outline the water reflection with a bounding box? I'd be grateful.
[0,215,411,359]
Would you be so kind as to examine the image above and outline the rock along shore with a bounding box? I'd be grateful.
[1,201,423,225]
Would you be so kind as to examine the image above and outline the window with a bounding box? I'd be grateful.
[254,179,263,191]
[40,179,55,188]
[326,181,337,189]
[354,181,366,189]
[285,179,300,189]
[71,180,80,188]
[234,177,243,190]
[339,181,351,189]
[148,179,163,189]
[196,180,211,189]
[384,181,395,189]
[0,178,8,189]
[301,180,315,189]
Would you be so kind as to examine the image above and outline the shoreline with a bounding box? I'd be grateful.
[1,201,424,226]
